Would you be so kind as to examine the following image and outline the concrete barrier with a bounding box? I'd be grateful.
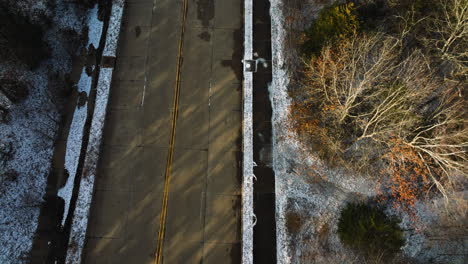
[242,0,254,263]
[65,1,124,263]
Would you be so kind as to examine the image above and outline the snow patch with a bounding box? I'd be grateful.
[0,68,55,260]
[87,4,104,49]
[54,1,86,32]
[270,1,292,261]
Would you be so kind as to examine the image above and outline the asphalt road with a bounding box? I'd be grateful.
[83,0,243,263]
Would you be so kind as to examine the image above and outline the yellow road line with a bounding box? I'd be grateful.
[154,0,189,263]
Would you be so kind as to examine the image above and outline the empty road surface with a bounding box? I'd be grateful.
[84,0,243,263]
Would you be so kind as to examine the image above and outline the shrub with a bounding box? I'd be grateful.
[383,138,432,210]
[0,77,29,103]
[301,2,360,57]
[337,202,405,258]
[0,3,49,69]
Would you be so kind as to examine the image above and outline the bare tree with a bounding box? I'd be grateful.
[301,33,437,144]
[422,0,468,79]
[0,2,49,69]
[294,31,466,200]
[405,86,467,197]
[302,33,402,125]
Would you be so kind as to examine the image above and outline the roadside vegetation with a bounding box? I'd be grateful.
[289,0,467,260]
[292,0,466,207]
[300,2,360,57]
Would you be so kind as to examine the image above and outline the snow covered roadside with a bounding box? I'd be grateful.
[57,4,104,228]
[65,1,124,263]
[0,1,94,262]
[269,2,294,261]
[242,0,254,263]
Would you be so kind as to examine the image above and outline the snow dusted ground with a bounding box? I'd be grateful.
[0,64,58,262]
[2,0,53,24]
[103,0,125,57]
[57,4,104,227]
[0,1,101,262]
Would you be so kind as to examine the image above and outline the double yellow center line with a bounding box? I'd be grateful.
[154,0,189,263]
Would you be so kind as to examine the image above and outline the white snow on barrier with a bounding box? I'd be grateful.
[242,0,254,263]
[57,5,104,227]
[103,0,125,57]
[58,69,91,227]
[65,68,113,264]
[65,1,125,262]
